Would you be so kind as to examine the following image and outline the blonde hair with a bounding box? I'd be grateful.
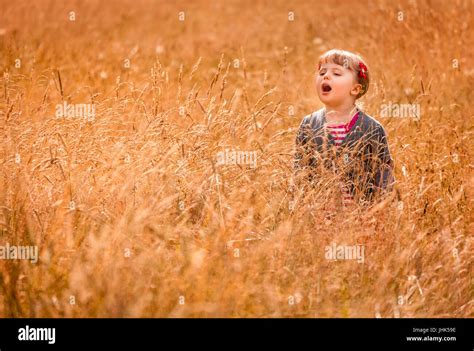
[318,49,370,99]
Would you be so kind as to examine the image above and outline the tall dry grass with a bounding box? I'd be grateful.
[0,0,472,317]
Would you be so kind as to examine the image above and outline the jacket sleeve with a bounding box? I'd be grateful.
[294,116,312,174]
[373,124,395,193]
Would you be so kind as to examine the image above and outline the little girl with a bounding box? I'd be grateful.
[294,49,395,210]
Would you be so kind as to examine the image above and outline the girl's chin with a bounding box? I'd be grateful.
[318,95,336,104]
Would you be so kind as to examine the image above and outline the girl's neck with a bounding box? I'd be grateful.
[324,104,358,124]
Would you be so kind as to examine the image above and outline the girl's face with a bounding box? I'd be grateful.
[316,62,361,107]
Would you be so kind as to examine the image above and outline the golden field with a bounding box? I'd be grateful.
[0,0,472,317]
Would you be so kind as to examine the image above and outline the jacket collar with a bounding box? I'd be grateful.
[322,108,364,147]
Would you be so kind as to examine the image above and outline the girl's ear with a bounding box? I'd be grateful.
[351,83,362,97]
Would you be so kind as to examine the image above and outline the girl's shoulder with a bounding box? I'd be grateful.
[299,108,325,129]
[359,111,385,128]
[358,111,389,136]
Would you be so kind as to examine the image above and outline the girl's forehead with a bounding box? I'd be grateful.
[319,62,348,70]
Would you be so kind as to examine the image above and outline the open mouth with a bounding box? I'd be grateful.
[322,82,332,93]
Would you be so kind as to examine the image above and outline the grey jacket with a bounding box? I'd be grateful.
[294,108,395,203]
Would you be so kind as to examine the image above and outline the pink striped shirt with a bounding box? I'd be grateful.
[325,110,359,146]
[325,111,360,205]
